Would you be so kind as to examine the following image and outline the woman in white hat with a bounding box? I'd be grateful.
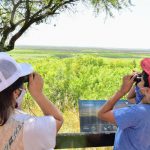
[0,52,63,150]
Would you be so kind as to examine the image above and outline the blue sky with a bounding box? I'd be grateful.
[16,0,150,49]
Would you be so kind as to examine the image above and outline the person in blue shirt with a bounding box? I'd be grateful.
[127,70,149,104]
[98,73,150,150]
[127,58,150,104]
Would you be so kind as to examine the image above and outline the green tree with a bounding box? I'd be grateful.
[0,0,132,51]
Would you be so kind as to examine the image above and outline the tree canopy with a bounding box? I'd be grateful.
[0,0,132,51]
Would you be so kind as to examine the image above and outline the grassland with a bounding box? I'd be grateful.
[12,47,150,59]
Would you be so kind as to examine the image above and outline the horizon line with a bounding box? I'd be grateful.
[15,45,150,50]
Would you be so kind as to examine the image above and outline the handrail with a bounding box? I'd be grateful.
[55,132,115,149]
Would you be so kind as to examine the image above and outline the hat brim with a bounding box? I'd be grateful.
[19,63,34,77]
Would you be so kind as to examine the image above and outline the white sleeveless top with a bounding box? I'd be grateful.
[0,109,56,150]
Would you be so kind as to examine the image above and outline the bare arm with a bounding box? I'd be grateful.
[98,74,135,124]
[28,73,63,132]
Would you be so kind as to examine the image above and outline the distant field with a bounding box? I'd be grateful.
[10,47,150,59]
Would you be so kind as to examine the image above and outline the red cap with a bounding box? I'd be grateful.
[141,58,150,87]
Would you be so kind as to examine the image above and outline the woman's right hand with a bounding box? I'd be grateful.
[28,72,44,99]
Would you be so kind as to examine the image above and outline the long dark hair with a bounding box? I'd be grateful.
[143,71,149,87]
[135,71,149,87]
[0,77,25,126]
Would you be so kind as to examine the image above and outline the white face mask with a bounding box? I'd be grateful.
[16,89,26,107]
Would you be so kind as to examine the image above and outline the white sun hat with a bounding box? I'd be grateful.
[0,52,33,92]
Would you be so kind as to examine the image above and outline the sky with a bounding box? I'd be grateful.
[16,0,150,49]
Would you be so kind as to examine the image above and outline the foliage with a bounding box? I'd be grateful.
[0,0,132,51]
[9,49,142,111]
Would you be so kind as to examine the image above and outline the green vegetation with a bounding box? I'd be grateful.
[8,48,148,136]
[11,48,150,59]
[9,48,145,110]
